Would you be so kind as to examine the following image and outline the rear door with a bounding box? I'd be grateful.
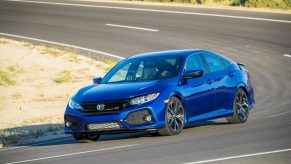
[201,53,237,112]
[182,54,216,121]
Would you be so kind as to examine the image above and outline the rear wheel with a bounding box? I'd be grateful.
[72,134,100,142]
[226,88,249,123]
[158,97,185,136]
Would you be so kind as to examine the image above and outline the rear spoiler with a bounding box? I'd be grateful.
[237,62,246,67]
[237,63,250,78]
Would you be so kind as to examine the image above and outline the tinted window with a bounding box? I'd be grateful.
[102,56,182,83]
[185,55,205,72]
[203,53,224,73]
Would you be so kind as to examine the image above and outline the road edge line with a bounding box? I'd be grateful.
[0,32,125,60]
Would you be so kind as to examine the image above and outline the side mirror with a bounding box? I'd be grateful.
[93,77,102,84]
[182,70,203,80]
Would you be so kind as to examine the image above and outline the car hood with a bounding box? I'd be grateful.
[74,79,171,102]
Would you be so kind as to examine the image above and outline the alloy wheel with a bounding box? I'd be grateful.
[167,99,184,133]
[236,90,249,121]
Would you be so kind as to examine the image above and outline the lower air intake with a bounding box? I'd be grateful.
[124,109,154,125]
[87,122,123,131]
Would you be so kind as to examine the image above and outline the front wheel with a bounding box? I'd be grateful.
[226,88,249,123]
[158,97,185,136]
[72,134,100,142]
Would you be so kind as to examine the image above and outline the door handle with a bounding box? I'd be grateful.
[207,79,215,84]
[228,72,235,77]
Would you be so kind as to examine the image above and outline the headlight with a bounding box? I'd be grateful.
[130,93,160,106]
[68,99,84,111]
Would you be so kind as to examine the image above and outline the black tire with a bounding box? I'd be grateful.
[226,88,249,124]
[158,97,185,136]
[72,134,100,142]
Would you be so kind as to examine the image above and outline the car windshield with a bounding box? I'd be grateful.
[101,56,183,83]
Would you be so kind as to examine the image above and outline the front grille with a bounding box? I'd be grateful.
[81,99,131,114]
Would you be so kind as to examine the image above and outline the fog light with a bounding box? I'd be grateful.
[144,115,152,123]
[65,115,81,129]
[65,121,72,128]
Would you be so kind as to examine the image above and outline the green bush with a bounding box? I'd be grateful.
[129,0,291,9]
[245,0,291,9]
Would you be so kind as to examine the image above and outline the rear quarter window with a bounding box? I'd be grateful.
[220,57,231,69]
[203,53,225,73]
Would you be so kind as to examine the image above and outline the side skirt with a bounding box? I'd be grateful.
[187,109,233,124]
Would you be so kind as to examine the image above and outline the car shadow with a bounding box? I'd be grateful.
[185,120,229,129]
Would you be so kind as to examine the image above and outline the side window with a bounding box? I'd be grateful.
[135,61,144,79]
[185,55,205,72]
[203,53,224,73]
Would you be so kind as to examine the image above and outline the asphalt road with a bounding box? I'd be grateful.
[1,0,291,163]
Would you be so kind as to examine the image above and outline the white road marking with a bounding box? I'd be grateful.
[283,54,291,58]
[0,32,124,59]
[1,146,27,151]
[6,0,291,24]
[1,138,72,151]
[106,23,158,32]
[4,144,138,164]
[183,148,291,164]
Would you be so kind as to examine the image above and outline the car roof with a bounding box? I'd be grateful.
[127,49,209,60]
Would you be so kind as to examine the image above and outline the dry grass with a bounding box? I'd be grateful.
[54,70,73,84]
[0,39,9,44]
[23,41,36,50]
[67,49,80,62]
[41,46,64,57]
[0,69,16,86]
[6,65,24,73]
[12,93,22,99]
[0,65,25,86]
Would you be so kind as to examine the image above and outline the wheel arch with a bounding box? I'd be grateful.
[239,86,248,96]
[169,91,185,107]
[236,82,248,96]
[236,83,252,109]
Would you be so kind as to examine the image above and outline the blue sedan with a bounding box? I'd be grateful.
[64,49,255,141]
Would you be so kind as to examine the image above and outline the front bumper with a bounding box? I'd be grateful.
[64,101,167,134]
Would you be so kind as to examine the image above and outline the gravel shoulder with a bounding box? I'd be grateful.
[0,38,115,146]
